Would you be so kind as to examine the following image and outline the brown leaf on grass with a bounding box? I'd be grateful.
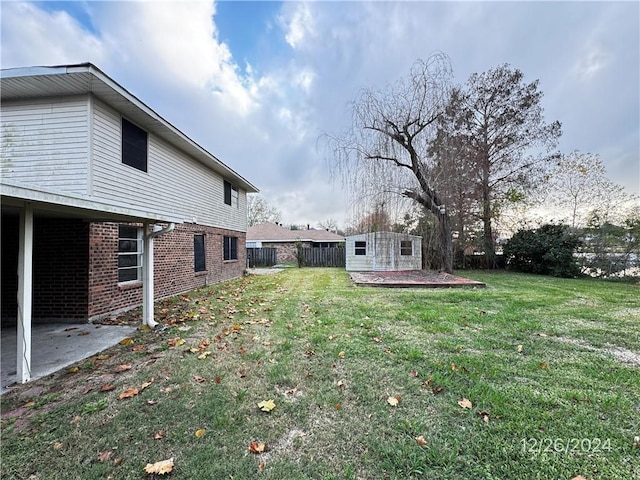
[197,351,212,359]
[432,386,444,394]
[96,354,110,360]
[153,430,164,440]
[415,436,427,446]
[114,364,132,373]
[132,344,146,352]
[236,370,246,378]
[140,379,154,390]
[53,441,63,450]
[82,386,93,395]
[113,457,123,466]
[194,428,206,438]
[214,375,222,384]
[144,457,174,475]
[450,363,458,371]
[119,337,134,346]
[258,461,266,472]
[517,344,523,353]
[67,366,79,374]
[71,415,82,424]
[193,375,206,383]
[409,370,419,378]
[458,398,473,409]
[248,441,266,453]
[373,337,382,343]
[100,384,116,392]
[387,396,401,407]
[98,450,114,462]
[118,387,139,400]
[257,399,276,412]
[338,351,346,358]
[539,362,548,370]
[571,477,588,480]
[167,337,185,348]
[335,403,341,410]
[23,401,36,408]
[478,411,490,424]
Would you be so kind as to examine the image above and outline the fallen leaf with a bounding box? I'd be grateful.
[336,380,345,388]
[23,401,36,408]
[258,461,266,472]
[53,441,63,450]
[147,400,159,406]
[335,403,341,410]
[153,430,164,440]
[214,375,222,384]
[432,386,444,394]
[141,379,154,390]
[98,451,113,462]
[458,398,473,409]
[113,457,123,467]
[478,411,490,424]
[538,333,548,337]
[571,477,588,480]
[100,383,116,392]
[373,337,382,343]
[257,399,276,412]
[409,370,419,378]
[71,415,82,424]
[132,344,146,352]
[338,351,346,358]
[167,337,185,348]
[193,375,206,383]
[195,428,206,438]
[114,364,132,373]
[96,354,110,360]
[144,457,174,475]
[539,362,548,370]
[67,366,79,374]
[119,337,134,346]
[118,387,139,400]
[450,363,458,371]
[387,396,400,407]
[517,344,523,353]
[197,351,211,359]
[415,435,427,446]
[248,441,266,453]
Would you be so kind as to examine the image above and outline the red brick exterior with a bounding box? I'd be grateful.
[1,216,89,322]
[1,217,245,323]
[88,222,246,320]
[262,241,313,263]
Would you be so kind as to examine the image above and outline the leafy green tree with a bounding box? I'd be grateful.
[504,224,582,277]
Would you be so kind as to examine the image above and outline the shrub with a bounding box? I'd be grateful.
[504,224,582,277]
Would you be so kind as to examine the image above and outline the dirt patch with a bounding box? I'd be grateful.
[350,270,486,288]
[551,336,640,367]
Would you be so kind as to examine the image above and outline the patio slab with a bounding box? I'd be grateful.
[350,270,486,288]
[1,323,137,394]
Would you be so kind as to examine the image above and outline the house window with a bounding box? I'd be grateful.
[118,225,143,282]
[194,234,206,272]
[223,236,238,260]
[355,241,366,255]
[224,180,239,207]
[400,240,413,256]
[122,118,148,172]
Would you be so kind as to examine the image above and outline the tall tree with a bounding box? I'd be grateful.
[247,195,282,226]
[438,65,562,267]
[329,53,455,272]
[537,150,638,228]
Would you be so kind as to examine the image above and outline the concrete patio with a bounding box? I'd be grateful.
[1,323,137,394]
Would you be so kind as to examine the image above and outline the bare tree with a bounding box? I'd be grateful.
[328,53,455,272]
[540,150,638,228]
[247,195,282,226]
[438,65,562,267]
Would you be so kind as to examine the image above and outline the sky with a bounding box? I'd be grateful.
[1,0,638,229]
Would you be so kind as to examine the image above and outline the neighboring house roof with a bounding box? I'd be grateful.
[248,222,345,243]
[0,63,258,194]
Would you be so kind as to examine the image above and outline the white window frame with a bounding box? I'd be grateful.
[118,225,143,283]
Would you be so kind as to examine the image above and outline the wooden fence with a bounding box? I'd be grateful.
[301,247,345,267]
[246,248,277,268]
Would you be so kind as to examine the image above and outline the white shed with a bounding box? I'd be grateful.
[345,232,422,271]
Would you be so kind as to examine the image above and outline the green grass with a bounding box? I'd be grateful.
[2,269,639,479]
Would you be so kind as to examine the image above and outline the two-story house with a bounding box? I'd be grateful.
[1,63,258,383]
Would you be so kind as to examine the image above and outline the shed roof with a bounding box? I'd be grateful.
[248,222,345,243]
[0,63,258,194]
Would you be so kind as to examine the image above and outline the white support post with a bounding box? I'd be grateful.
[142,223,157,328]
[17,204,34,383]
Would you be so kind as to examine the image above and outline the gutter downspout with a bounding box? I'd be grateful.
[143,223,175,328]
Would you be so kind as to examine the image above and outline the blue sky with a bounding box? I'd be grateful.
[2,1,638,230]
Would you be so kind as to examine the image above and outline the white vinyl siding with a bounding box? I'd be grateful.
[91,99,247,231]
[1,97,89,193]
[346,232,422,271]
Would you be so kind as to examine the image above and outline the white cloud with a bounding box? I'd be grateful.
[281,2,315,50]
[573,46,609,82]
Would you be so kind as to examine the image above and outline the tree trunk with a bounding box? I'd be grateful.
[439,211,454,273]
[481,161,495,269]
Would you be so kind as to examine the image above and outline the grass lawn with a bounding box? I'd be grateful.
[1,269,639,479]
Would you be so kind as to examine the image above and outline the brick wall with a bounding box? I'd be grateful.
[88,222,246,320]
[1,215,89,322]
[262,241,312,263]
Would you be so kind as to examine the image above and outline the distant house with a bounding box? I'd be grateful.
[1,63,258,383]
[345,232,422,271]
[247,222,344,263]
